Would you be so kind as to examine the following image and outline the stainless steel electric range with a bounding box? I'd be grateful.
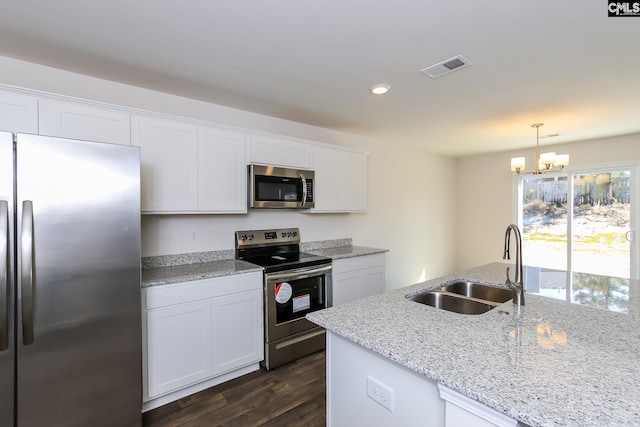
[235,228,331,370]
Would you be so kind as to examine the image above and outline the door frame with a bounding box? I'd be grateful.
[514,161,639,280]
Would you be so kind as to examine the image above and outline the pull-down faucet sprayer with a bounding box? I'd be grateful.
[503,224,525,306]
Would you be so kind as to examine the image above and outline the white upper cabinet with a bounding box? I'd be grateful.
[39,99,131,145]
[133,116,247,214]
[0,88,370,216]
[0,92,38,133]
[132,115,199,212]
[197,126,247,213]
[246,133,311,169]
[311,145,367,212]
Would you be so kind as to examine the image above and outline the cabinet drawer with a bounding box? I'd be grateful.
[332,253,385,275]
[145,272,263,310]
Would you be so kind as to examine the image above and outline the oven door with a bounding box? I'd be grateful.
[264,263,331,342]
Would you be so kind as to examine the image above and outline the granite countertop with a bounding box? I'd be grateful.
[142,259,263,288]
[305,245,388,260]
[141,240,387,288]
[307,262,640,427]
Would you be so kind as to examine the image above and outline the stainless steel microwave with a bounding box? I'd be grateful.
[248,164,314,209]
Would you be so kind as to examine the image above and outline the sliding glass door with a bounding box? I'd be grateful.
[520,174,569,272]
[571,171,632,278]
[517,165,637,312]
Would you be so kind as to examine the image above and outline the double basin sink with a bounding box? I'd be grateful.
[407,281,514,315]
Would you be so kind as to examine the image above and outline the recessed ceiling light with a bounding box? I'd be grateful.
[370,84,390,95]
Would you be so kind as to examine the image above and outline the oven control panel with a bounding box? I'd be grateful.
[236,227,300,248]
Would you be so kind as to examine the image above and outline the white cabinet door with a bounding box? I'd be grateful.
[211,289,263,375]
[132,116,198,212]
[39,99,131,145]
[246,134,311,169]
[358,266,386,299]
[312,145,367,212]
[328,332,445,427]
[143,272,263,404]
[0,92,38,133]
[197,126,247,213]
[439,385,518,427]
[146,300,212,399]
[332,254,386,306]
[332,272,359,307]
[311,146,341,211]
[339,150,367,211]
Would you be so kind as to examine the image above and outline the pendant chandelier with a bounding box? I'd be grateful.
[510,123,569,175]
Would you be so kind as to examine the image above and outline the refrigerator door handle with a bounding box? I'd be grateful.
[0,200,8,351]
[21,200,35,345]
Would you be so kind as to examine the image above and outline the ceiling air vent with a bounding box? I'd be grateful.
[420,55,472,79]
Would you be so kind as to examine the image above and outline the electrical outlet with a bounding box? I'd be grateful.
[191,231,198,243]
[367,376,394,411]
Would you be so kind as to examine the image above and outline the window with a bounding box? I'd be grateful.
[517,165,638,312]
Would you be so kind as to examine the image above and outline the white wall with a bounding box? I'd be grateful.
[456,132,640,271]
[0,55,457,290]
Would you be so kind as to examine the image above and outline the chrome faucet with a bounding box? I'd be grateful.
[503,224,525,306]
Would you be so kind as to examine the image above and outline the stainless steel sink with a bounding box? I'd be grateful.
[408,291,496,315]
[440,281,513,304]
[407,281,513,315]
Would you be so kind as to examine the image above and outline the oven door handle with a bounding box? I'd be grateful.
[266,264,332,282]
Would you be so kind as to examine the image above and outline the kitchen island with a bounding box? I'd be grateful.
[307,263,640,427]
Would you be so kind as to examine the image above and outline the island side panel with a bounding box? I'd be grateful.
[326,332,445,427]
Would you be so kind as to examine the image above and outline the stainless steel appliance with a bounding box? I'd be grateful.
[0,132,142,427]
[235,228,330,370]
[248,164,315,209]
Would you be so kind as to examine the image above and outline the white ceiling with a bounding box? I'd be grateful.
[0,1,638,157]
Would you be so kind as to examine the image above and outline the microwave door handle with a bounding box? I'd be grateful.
[300,174,307,208]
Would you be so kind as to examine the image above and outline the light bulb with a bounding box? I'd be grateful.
[370,84,390,95]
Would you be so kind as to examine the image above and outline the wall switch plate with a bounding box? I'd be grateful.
[367,376,394,411]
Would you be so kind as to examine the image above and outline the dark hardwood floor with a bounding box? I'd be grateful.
[142,351,326,427]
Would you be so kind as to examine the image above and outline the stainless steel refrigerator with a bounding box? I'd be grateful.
[0,132,142,426]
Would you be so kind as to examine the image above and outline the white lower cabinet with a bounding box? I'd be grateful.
[438,385,519,427]
[327,332,520,427]
[327,332,445,427]
[142,272,263,411]
[331,253,386,306]
[211,290,263,374]
[146,300,212,398]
